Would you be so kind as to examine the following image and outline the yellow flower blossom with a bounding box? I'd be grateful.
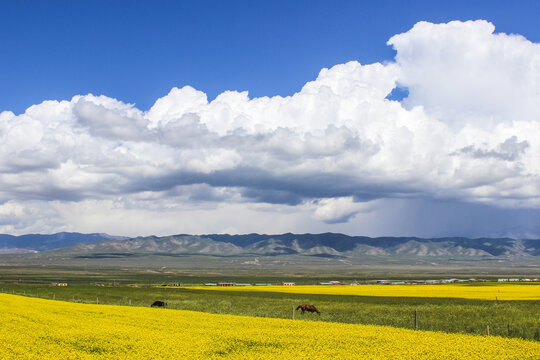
[0,294,538,359]
[179,283,540,300]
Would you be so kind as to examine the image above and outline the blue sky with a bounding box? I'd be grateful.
[1,1,540,237]
[2,1,539,114]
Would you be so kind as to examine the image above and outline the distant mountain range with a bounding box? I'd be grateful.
[2,232,538,259]
[0,232,128,254]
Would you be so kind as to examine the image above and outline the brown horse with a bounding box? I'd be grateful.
[296,304,320,315]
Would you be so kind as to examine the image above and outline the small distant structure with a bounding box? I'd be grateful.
[204,283,217,286]
[498,278,509,282]
[440,278,462,284]
[236,283,252,286]
[508,278,520,282]
[255,283,272,286]
[319,282,333,285]
[411,280,426,285]
[51,282,68,287]
[425,280,441,284]
[282,282,295,286]
[329,281,342,285]
[376,280,393,285]
[217,282,235,286]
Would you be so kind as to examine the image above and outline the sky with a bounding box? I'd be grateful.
[1,1,540,237]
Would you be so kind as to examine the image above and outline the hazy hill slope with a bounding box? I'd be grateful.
[64,235,242,256]
[0,232,128,252]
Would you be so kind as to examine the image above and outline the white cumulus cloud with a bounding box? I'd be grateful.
[1,19,540,234]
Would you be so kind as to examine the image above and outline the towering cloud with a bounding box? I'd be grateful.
[1,20,540,235]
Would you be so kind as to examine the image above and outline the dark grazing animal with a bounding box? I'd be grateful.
[296,304,320,315]
[151,300,167,308]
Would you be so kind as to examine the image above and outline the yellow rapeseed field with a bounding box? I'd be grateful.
[181,283,540,300]
[0,294,538,359]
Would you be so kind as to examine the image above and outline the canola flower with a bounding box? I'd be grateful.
[1,294,538,359]
[180,283,540,300]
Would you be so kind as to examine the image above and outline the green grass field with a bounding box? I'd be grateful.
[1,283,538,341]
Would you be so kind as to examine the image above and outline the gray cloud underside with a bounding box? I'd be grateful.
[453,136,530,162]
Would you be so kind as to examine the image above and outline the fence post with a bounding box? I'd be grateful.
[292,305,295,320]
[414,309,418,329]
[129,299,132,305]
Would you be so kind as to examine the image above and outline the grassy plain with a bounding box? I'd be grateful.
[1,293,538,359]
[1,282,539,340]
[1,266,538,340]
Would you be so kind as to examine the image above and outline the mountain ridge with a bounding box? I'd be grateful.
[1,232,539,258]
[5,232,533,259]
